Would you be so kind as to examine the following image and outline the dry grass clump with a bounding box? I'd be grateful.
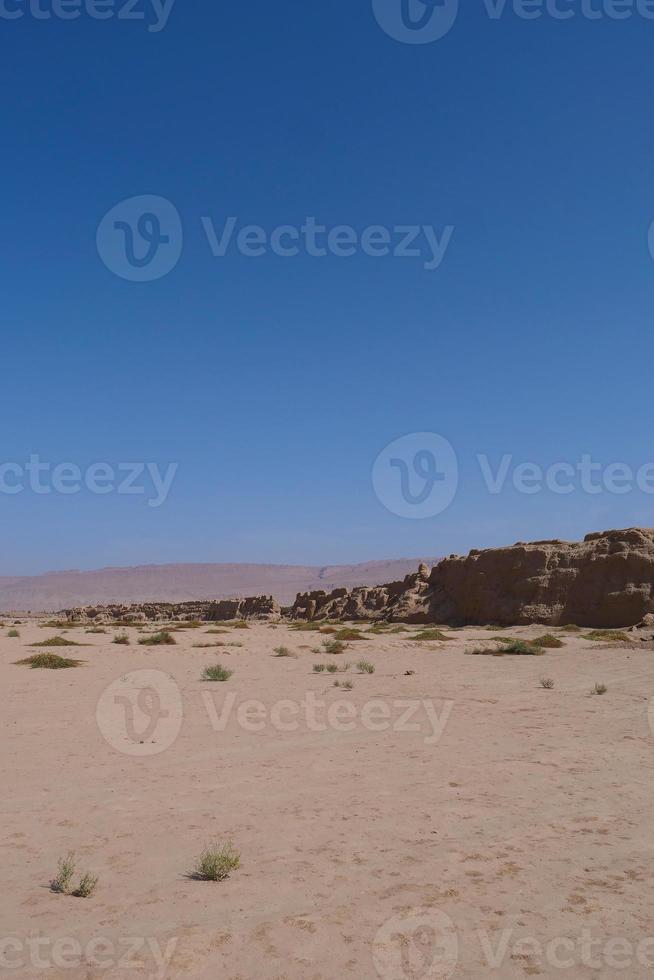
[138,631,176,646]
[532,634,564,648]
[205,628,230,634]
[273,646,296,657]
[414,629,451,641]
[113,633,130,645]
[469,640,543,656]
[7,628,19,638]
[333,628,367,641]
[356,659,375,674]
[583,630,630,643]
[16,653,84,669]
[85,627,107,634]
[591,682,608,695]
[50,853,98,898]
[290,622,322,632]
[31,636,86,647]
[201,664,233,682]
[561,624,581,632]
[313,663,326,672]
[321,638,347,655]
[191,842,240,881]
[540,677,555,689]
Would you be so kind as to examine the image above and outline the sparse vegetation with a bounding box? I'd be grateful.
[334,628,367,641]
[205,628,229,634]
[232,621,249,630]
[414,629,451,642]
[540,677,555,689]
[138,631,176,646]
[31,636,86,647]
[583,630,630,644]
[16,653,84,669]
[532,634,564,648]
[192,842,240,881]
[201,664,233,682]
[356,659,375,674]
[51,854,98,898]
[312,663,326,672]
[85,627,107,634]
[561,624,581,632]
[112,633,130,645]
[51,852,76,893]
[273,646,295,657]
[290,621,322,631]
[326,663,339,673]
[72,872,99,898]
[322,638,347,655]
[468,639,543,656]
[592,682,608,695]
[341,679,353,690]
[7,628,19,638]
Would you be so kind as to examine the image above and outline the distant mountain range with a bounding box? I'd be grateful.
[0,558,440,612]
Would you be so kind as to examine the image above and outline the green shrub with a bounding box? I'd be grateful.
[72,873,99,898]
[192,842,240,881]
[356,660,375,674]
[7,628,19,638]
[334,628,366,641]
[201,664,233,682]
[112,633,130,645]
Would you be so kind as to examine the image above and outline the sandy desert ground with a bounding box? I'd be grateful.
[2,619,654,979]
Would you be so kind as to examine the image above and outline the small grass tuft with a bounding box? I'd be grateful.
[322,638,347,655]
[85,627,107,634]
[414,629,451,642]
[72,873,99,898]
[51,852,76,894]
[201,664,233,682]
[7,628,19,638]
[333,628,367,641]
[540,677,555,689]
[312,663,326,672]
[138,631,176,646]
[341,679,354,690]
[356,659,375,674]
[273,646,295,657]
[532,634,564,648]
[31,636,86,647]
[583,630,630,644]
[592,682,608,695]
[112,633,130,645]
[325,663,339,673]
[15,653,84,669]
[192,842,240,881]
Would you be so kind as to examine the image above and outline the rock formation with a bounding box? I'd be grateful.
[288,529,654,628]
[60,529,654,628]
[63,595,280,624]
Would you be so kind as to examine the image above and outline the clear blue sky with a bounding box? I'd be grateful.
[2,1,654,575]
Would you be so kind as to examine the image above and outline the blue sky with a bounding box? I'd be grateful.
[2,0,654,574]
